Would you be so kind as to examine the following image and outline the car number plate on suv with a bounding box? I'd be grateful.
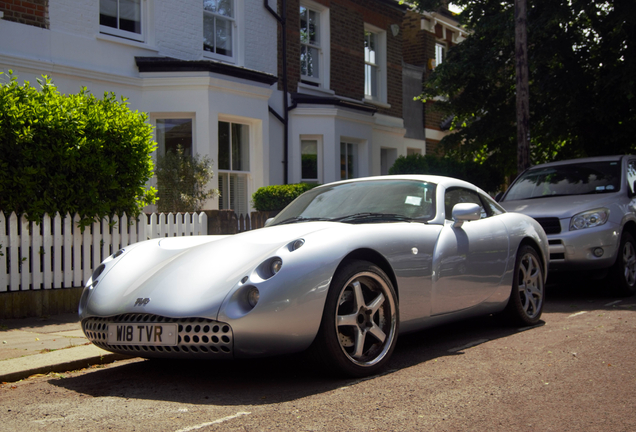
[107,323,178,346]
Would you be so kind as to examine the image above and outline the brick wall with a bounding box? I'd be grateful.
[0,0,48,29]
[280,0,403,118]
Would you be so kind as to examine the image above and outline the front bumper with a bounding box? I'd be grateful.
[82,314,234,359]
[544,221,620,271]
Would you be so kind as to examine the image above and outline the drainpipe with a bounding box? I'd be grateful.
[265,0,289,184]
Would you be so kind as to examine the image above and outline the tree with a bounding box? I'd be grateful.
[410,0,636,178]
[155,145,218,213]
[0,72,157,228]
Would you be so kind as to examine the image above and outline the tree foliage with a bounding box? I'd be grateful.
[0,72,157,228]
[389,153,504,193]
[155,145,218,213]
[410,0,636,177]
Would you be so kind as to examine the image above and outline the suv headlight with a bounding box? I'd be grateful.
[570,208,609,231]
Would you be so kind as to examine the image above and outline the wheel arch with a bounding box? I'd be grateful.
[335,249,399,300]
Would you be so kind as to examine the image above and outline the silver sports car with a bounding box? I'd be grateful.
[79,175,548,377]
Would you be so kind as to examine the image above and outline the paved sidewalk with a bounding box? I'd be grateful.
[0,313,131,383]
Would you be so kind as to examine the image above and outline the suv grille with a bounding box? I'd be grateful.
[533,217,561,234]
[82,314,233,358]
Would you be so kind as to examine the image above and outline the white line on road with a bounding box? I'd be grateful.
[448,339,489,353]
[568,311,587,318]
[175,412,251,432]
[605,300,622,307]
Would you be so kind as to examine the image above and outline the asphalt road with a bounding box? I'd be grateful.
[2,279,635,432]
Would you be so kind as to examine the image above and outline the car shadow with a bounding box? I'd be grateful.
[50,281,635,406]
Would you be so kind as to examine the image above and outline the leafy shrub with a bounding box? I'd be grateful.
[0,72,157,228]
[252,183,317,212]
[155,145,218,212]
[389,154,504,193]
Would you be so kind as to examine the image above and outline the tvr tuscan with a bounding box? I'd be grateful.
[79,175,548,377]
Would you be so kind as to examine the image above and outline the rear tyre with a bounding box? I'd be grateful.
[308,260,398,377]
[610,232,636,297]
[504,245,544,326]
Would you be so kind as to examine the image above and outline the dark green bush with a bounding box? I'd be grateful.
[0,72,157,228]
[389,154,504,193]
[252,183,317,212]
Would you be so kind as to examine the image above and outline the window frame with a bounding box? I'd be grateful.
[299,0,330,88]
[203,0,237,62]
[300,136,323,184]
[99,0,145,42]
[217,119,252,214]
[363,24,387,104]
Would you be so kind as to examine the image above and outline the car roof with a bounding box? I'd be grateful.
[526,155,628,170]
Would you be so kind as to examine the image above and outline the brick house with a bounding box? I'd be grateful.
[0,0,430,213]
[269,0,427,185]
[402,6,466,155]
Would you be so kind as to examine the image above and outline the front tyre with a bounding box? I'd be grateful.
[610,232,636,297]
[505,245,544,326]
[309,260,398,377]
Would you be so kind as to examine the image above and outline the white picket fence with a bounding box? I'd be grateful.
[0,211,208,292]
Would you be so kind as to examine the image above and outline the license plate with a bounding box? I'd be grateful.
[107,323,178,346]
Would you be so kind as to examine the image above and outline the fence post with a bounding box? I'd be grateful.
[0,212,6,292]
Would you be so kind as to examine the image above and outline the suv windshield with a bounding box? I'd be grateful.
[269,180,437,225]
[503,161,621,201]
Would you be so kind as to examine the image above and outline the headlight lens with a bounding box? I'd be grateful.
[247,287,260,308]
[570,208,610,231]
[271,259,282,275]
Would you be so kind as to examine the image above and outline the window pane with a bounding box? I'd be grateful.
[231,123,250,171]
[219,173,248,214]
[301,46,320,78]
[215,17,233,56]
[340,143,357,180]
[218,121,230,170]
[365,64,377,97]
[300,7,309,44]
[156,119,193,156]
[435,43,445,66]
[100,0,117,27]
[203,14,215,52]
[308,10,319,45]
[204,0,218,13]
[217,0,233,17]
[365,32,376,64]
[301,140,318,180]
[119,0,141,33]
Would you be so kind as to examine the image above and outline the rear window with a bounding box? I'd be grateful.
[503,161,621,201]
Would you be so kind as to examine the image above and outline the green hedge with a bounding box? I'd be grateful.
[0,72,157,228]
[252,183,317,212]
[389,154,504,193]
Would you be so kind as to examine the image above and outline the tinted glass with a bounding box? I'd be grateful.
[503,161,621,201]
[270,180,437,224]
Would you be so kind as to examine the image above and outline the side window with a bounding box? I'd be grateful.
[627,160,636,196]
[444,187,487,220]
[480,193,505,216]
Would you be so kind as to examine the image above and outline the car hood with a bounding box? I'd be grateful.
[83,222,336,319]
[500,193,619,219]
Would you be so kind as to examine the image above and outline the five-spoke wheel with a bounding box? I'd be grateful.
[505,245,544,326]
[309,260,398,377]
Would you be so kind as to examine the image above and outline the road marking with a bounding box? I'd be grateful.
[605,300,622,306]
[448,339,489,353]
[568,311,587,318]
[175,412,251,432]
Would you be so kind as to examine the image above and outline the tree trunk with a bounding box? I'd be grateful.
[515,0,530,174]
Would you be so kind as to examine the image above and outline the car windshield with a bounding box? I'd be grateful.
[503,161,621,201]
[269,180,437,225]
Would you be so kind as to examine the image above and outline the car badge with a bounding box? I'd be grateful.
[134,298,150,307]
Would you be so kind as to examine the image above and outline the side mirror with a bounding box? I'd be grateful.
[494,192,503,202]
[452,203,481,228]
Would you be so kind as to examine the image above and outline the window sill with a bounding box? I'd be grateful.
[297,82,335,97]
[364,98,391,109]
[96,33,158,52]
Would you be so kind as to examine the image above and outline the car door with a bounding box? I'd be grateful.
[431,187,509,315]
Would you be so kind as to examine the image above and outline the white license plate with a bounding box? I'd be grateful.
[107,323,178,346]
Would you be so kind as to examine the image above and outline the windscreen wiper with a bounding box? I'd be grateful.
[274,216,333,225]
[331,213,416,224]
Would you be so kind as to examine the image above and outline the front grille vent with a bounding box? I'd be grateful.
[82,314,233,358]
[533,217,561,234]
